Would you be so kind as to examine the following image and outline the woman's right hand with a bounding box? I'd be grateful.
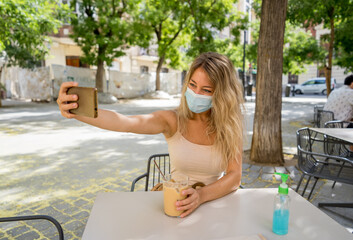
[57,81,79,119]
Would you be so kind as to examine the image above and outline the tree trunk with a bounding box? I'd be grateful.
[325,12,335,97]
[250,0,287,164]
[156,55,165,91]
[96,59,104,93]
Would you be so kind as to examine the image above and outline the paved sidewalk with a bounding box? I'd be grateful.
[0,95,352,239]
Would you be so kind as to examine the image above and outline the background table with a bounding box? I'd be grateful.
[82,188,352,240]
[310,128,353,144]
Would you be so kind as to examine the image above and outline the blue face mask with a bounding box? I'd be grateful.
[185,87,212,113]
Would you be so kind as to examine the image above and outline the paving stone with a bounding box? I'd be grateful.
[260,173,274,181]
[73,199,89,207]
[242,163,251,170]
[285,165,299,173]
[262,166,275,173]
[63,231,75,240]
[80,203,94,212]
[62,206,80,215]
[249,165,262,172]
[72,211,89,221]
[63,220,83,232]
[41,225,61,239]
[248,171,261,180]
[16,231,40,240]
[7,225,31,237]
[75,225,85,238]
[0,221,20,231]
[82,192,96,199]
[274,166,286,173]
[54,201,74,211]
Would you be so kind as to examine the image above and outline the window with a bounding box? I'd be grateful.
[303,80,315,85]
[66,56,89,68]
[140,66,149,73]
[161,68,169,73]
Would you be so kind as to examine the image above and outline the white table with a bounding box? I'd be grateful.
[310,128,353,144]
[82,189,353,240]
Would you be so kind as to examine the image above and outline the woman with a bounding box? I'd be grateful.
[57,52,244,218]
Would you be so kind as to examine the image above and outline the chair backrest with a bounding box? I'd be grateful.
[324,120,351,157]
[144,153,170,191]
[296,128,318,174]
[317,110,334,128]
[313,105,324,124]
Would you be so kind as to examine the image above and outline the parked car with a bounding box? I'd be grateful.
[294,77,336,95]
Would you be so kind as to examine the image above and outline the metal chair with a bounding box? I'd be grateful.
[324,120,353,158]
[324,120,353,189]
[296,127,353,208]
[314,109,334,128]
[131,153,170,192]
[0,215,64,240]
[313,104,324,125]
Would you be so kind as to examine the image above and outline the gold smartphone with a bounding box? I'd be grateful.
[67,87,98,118]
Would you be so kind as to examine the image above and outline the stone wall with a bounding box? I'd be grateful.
[1,64,182,101]
[1,66,51,100]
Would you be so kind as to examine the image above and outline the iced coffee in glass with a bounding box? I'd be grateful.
[163,173,189,217]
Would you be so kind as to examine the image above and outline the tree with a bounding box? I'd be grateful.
[287,0,351,96]
[0,0,69,107]
[334,16,353,73]
[70,0,150,93]
[0,0,69,68]
[250,0,287,164]
[185,0,239,58]
[139,0,190,91]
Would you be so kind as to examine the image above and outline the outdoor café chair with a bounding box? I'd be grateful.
[324,120,353,188]
[0,215,64,240]
[296,127,353,208]
[324,120,353,158]
[313,104,324,125]
[130,153,244,192]
[314,109,334,128]
[131,153,171,192]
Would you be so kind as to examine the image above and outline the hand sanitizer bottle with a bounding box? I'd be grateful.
[272,173,290,235]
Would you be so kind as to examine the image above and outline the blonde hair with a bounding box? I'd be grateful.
[178,52,244,170]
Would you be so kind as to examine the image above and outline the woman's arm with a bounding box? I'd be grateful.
[176,148,242,218]
[57,82,175,136]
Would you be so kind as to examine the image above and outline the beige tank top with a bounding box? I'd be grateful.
[166,130,224,186]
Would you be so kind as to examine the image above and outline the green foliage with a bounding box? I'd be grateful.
[287,0,350,27]
[185,0,243,59]
[70,0,151,67]
[334,17,353,73]
[245,20,326,74]
[287,0,353,73]
[283,25,326,74]
[138,0,190,70]
[0,0,70,68]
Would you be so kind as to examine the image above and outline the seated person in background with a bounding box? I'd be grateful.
[57,52,244,218]
[324,75,353,127]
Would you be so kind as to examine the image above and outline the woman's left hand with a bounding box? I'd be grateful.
[176,188,202,218]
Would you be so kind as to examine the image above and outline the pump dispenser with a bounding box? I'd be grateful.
[272,173,290,235]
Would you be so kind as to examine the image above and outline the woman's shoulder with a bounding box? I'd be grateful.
[154,110,178,137]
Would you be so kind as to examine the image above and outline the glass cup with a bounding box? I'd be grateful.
[163,173,189,217]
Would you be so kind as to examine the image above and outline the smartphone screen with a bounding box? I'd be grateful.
[67,86,98,118]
